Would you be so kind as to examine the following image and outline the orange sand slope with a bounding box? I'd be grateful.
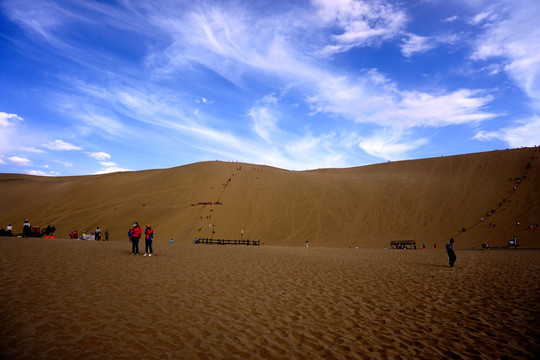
[0,238,538,359]
[1,147,539,248]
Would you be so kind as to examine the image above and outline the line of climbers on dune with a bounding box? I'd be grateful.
[456,149,538,247]
[191,165,263,239]
[190,201,223,206]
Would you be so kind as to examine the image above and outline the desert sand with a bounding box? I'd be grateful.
[0,237,538,359]
[1,147,539,249]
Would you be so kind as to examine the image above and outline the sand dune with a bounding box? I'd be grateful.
[0,238,538,359]
[1,147,539,248]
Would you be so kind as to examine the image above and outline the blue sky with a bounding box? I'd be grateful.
[1,0,539,176]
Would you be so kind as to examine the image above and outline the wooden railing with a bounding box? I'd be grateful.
[194,238,260,246]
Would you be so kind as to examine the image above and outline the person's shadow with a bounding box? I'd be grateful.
[407,263,450,267]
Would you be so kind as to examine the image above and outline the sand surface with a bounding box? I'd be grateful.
[1,237,538,359]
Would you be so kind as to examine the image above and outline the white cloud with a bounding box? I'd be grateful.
[26,170,60,176]
[89,152,111,161]
[88,152,130,174]
[93,166,131,174]
[401,33,459,58]
[359,130,429,160]
[401,34,434,57]
[43,139,82,151]
[196,97,213,105]
[8,156,31,166]
[19,146,45,154]
[313,0,407,55]
[26,170,48,176]
[474,116,540,147]
[377,89,496,128]
[0,112,23,127]
[469,10,497,25]
[249,94,280,142]
[470,0,540,107]
[249,106,277,142]
[443,15,458,23]
[59,102,125,137]
[306,71,496,129]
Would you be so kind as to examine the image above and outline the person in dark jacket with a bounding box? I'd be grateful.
[22,220,31,238]
[446,238,456,267]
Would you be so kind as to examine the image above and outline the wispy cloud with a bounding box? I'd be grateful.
[313,0,408,55]
[359,129,429,160]
[474,116,540,147]
[470,0,540,107]
[20,147,46,154]
[401,34,434,57]
[42,140,82,151]
[401,33,459,57]
[249,94,280,142]
[469,9,498,25]
[8,156,32,166]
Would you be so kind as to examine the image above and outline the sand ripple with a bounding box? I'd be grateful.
[1,238,538,359]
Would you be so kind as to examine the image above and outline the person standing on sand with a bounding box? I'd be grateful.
[22,219,31,238]
[446,238,457,267]
[130,222,142,255]
[144,225,154,256]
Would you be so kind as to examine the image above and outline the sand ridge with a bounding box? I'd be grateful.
[0,238,538,359]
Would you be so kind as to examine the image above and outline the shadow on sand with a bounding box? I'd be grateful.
[408,263,451,268]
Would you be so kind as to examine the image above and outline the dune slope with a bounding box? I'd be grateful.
[1,148,539,248]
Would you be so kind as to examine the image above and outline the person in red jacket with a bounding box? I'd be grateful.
[144,225,154,256]
[130,221,142,255]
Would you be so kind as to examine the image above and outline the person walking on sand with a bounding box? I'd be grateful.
[130,222,142,255]
[446,238,457,267]
[144,225,154,256]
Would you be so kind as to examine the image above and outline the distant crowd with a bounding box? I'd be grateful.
[2,219,158,257]
[1,219,108,242]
